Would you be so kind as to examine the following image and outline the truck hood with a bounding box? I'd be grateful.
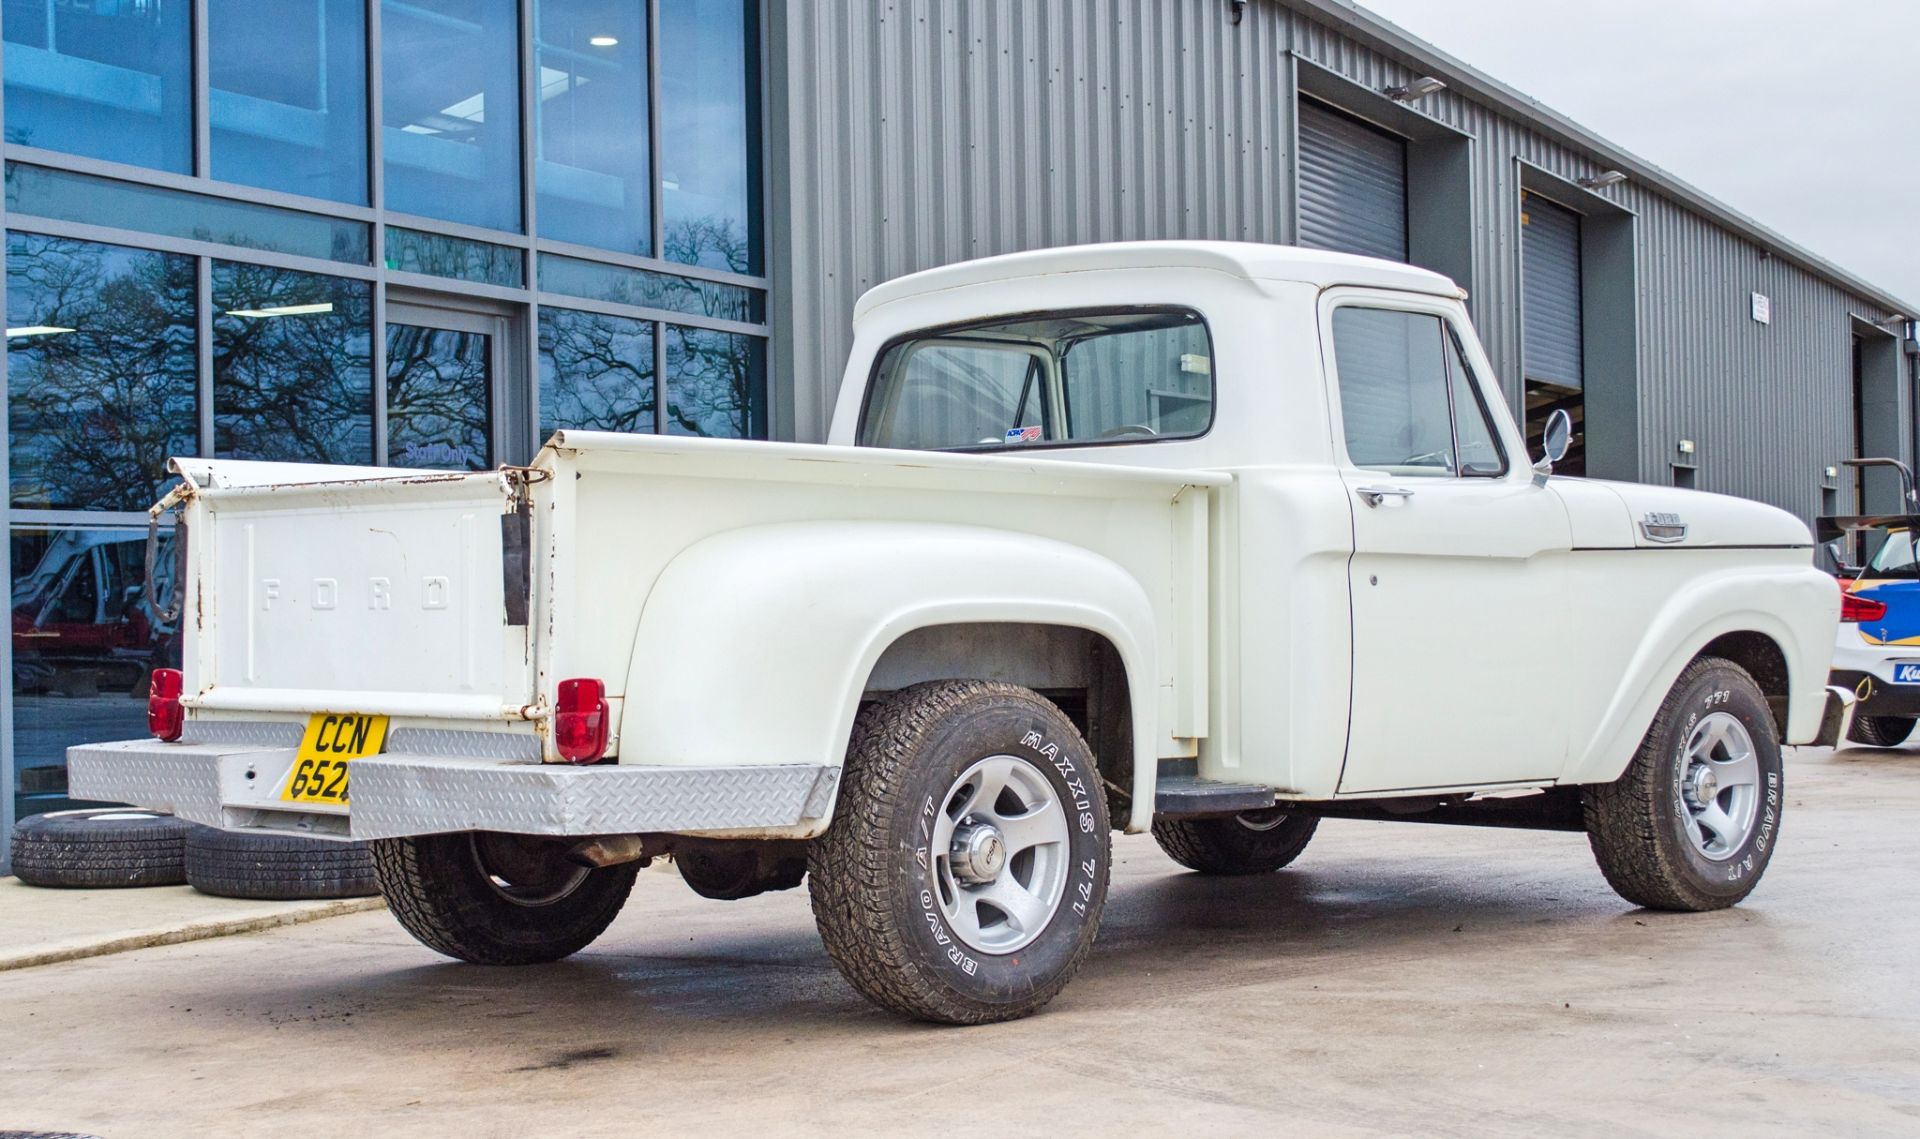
[1555,479,1812,550]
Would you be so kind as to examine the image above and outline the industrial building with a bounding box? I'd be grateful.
[2,0,1913,849]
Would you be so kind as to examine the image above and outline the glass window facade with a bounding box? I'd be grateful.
[540,253,760,322]
[666,324,764,438]
[7,164,372,264]
[212,263,374,464]
[0,2,767,839]
[539,307,655,438]
[659,0,759,273]
[382,0,525,232]
[386,323,494,469]
[209,0,370,204]
[7,234,197,511]
[386,227,524,287]
[12,523,182,817]
[536,0,651,255]
[2,0,193,172]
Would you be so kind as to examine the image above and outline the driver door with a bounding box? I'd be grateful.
[1323,291,1574,793]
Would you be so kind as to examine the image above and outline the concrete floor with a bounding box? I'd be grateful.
[3,744,1916,1139]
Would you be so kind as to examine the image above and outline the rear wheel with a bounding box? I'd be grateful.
[1151,808,1318,875]
[1847,714,1916,748]
[808,680,1110,1024]
[1585,657,1783,911]
[369,831,637,965]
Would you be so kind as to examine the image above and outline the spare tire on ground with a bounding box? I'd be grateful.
[10,808,191,888]
[185,826,379,901]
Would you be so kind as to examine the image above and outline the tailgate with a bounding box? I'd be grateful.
[173,460,536,721]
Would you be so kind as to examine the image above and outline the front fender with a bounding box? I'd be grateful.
[618,521,1164,833]
[1562,563,1839,785]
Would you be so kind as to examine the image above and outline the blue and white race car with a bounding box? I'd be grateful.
[1824,515,1920,747]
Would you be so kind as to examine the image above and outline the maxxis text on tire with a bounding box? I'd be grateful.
[1847,714,1915,748]
[1152,809,1318,875]
[1584,656,1783,912]
[184,826,378,901]
[808,679,1111,1025]
[9,809,190,889]
[369,831,638,965]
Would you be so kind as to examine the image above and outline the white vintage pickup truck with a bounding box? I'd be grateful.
[72,242,1847,1024]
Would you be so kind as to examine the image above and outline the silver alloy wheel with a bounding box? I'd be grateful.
[931,754,1071,954]
[1677,711,1762,860]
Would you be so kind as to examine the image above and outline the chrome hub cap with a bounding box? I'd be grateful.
[949,822,1009,884]
[930,755,1071,955]
[1678,711,1762,861]
[1683,764,1720,811]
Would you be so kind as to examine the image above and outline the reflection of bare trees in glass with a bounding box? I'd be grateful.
[536,219,762,440]
[661,217,763,439]
[212,262,373,464]
[538,309,654,436]
[6,234,197,510]
[664,216,751,278]
[385,325,491,469]
[666,325,760,438]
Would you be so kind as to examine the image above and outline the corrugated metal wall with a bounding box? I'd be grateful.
[767,0,1909,522]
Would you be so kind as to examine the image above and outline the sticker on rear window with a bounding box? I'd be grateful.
[1006,426,1043,444]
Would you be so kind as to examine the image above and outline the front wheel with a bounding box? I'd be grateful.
[1585,657,1783,912]
[1848,714,1916,748]
[808,680,1110,1024]
[370,831,638,965]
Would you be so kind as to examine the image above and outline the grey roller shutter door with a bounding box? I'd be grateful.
[1522,195,1584,388]
[1297,101,1408,262]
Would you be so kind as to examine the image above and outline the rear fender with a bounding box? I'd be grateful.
[619,521,1163,833]
[1563,565,1838,785]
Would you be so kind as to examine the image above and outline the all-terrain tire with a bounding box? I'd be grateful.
[1152,809,1319,875]
[808,680,1111,1025]
[1585,657,1783,912]
[369,831,638,965]
[185,827,378,900]
[9,809,190,888]
[1847,714,1916,748]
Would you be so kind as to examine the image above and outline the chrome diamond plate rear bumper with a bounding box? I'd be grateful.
[347,755,839,839]
[67,740,840,842]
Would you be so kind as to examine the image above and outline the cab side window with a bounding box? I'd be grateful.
[1331,307,1508,478]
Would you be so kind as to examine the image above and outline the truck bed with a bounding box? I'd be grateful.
[74,436,1222,840]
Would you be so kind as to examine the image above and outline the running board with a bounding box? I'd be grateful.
[1153,775,1276,818]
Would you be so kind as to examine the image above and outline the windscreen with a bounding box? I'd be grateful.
[858,308,1213,451]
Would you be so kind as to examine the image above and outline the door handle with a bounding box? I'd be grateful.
[1356,485,1415,507]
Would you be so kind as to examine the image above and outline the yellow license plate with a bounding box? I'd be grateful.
[281,713,390,806]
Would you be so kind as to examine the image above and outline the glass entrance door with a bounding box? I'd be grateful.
[383,303,508,470]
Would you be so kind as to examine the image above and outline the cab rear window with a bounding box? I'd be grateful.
[857,308,1214,451]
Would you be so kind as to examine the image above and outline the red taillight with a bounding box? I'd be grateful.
[1841,593,1888,623]
[147,668,184,741]
[554,677,609,763]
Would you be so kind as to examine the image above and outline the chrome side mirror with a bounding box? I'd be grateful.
[1534,408,1572,476]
